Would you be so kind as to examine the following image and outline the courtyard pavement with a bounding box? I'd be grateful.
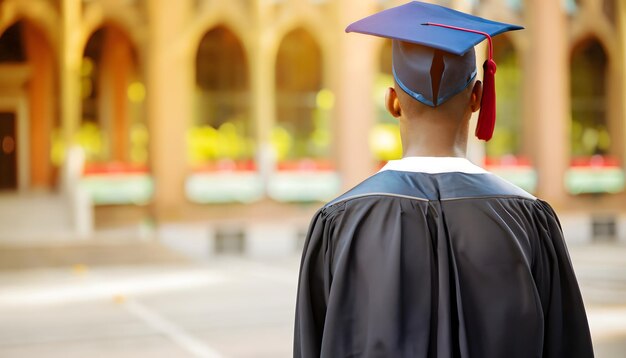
[0,241,624,357]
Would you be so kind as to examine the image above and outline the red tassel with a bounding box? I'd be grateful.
[475,59,497,141]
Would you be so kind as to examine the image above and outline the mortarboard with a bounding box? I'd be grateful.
[345,1,524,141]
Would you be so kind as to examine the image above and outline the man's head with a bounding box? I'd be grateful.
[345,1,524,142]
[382,41,483,157]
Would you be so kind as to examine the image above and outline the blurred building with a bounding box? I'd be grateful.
[0,0,625,246]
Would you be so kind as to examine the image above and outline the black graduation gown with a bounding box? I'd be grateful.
[294,169,594,358]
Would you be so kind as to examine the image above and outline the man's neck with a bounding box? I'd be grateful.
[402,147,466,158]
[399,115,469,158]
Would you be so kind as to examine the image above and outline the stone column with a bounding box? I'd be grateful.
[60,0,81,157]
[335,0,377,190]
[251,2,275,180]
[23,22,55,188]
[618,0,626,168]
[146,0,192,220]
[100,27,132,162]
[526,0,569,206]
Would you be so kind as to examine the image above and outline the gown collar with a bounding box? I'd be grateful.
[379,156,488,174]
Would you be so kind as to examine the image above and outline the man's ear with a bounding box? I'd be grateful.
[385,87,402,118]
[470,80,483,113]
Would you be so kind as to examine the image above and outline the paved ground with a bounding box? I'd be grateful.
[0,252,299,358]
[0,242,624,357]
[0,240,187,270]
[569,244,626,357]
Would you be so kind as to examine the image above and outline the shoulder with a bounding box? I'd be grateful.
[436,171,536,201]
[325,171,431,207]
[325,169,535,209]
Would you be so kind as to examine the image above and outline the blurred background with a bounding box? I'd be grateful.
[0,0,625,357]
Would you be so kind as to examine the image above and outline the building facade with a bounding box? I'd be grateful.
[0,0,625,243]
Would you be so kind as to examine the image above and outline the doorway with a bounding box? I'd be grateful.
[0,112,17,190]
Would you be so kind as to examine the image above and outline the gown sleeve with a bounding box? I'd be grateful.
[532,200,594,358]
[293,207,336,358]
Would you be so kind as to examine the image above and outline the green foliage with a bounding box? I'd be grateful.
[76,122,108,162]
[187,122,255,165]
[570,40,609,156]
[487,45,521,157]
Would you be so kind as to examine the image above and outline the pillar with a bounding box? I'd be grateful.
[101,27,132,162]
[618,0,626,168]
[60,0,81,165]
[335,0,377,190]
[147,0,192,220]
[23,22,55,188]
[252,3,274,175]
[527,0,569,207]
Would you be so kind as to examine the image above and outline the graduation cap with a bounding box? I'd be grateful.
[346,1,523,141]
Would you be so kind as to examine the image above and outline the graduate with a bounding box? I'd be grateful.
[293,1,594,357]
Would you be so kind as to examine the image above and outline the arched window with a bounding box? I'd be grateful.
[0,21,57,189]
[0,22,25,191]
[566,38,624,195]
[370,39,401,164]
[81,26,146,165]
[275,29,330,164]
[570,39,609,157]
[486,36,522,158]
[191,26,251,169]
